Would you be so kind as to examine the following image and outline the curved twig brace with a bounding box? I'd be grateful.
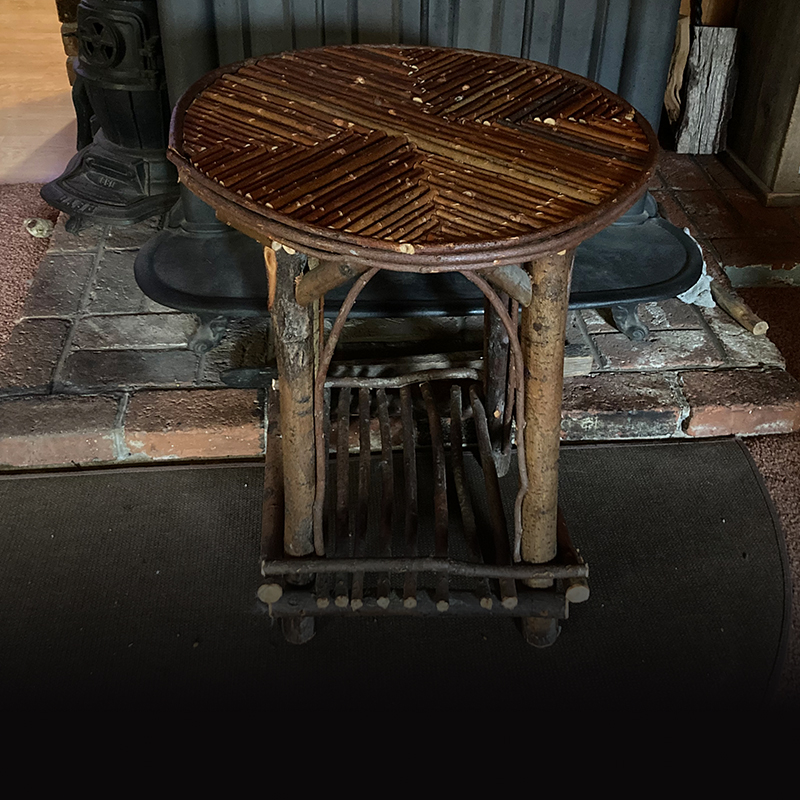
[312,268,380,555]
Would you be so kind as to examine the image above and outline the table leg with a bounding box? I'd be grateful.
[519,250,574,585]
[267,247,316,557]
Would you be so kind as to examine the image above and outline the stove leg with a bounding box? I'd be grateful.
[65,215,86,234]
[611,303,649,341]
[281,617,316,645]
[189,314,228,354]
[521,617,561,648]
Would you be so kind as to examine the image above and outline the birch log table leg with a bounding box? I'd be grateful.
[267,248,318,644]
[520,250,575,647]
[269,247,317,559]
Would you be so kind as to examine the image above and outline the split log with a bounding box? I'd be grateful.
[676,26,738,155]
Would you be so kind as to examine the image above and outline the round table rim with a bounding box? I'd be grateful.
[168,44,659,272]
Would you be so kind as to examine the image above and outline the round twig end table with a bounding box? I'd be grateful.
[168,45,657,643]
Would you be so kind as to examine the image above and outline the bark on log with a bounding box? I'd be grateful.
[676,26,738,155]
[260,384,285,603]
[295,259,369,306]
[664,15,691,126]
[520,251,574,580]
[269,248,316,556]
[484,264,533,306]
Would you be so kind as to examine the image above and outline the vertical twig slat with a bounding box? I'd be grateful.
[350,388,372,610]
[449,384,493,609]
[400,385,419,609]
[376,388,394,609]
[334,387,352,608]
[421,381,450,612]
[470,386,518,610]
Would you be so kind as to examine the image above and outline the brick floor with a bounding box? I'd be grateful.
[70,313,197,350]
[0,319,71,396]
[681,369,800,437]
[1,153,800,468]
[123,388,262,461]
[562,372,684,440]
[657,151,713,191]
[22,252,96,317]
[593,329,724,371]
[0,394,120,467]
[655,151,800,285]
[57,349,200,392]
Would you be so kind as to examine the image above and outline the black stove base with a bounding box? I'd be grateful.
[41,132,179,232]
[135,195,703,346]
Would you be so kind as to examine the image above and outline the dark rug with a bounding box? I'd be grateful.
[0,438,789,710]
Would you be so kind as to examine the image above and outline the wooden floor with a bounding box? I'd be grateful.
[0,0,76,184]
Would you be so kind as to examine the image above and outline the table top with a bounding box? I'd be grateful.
[169,45,657,270]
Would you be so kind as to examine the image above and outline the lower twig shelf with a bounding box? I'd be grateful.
[259,380,588,632]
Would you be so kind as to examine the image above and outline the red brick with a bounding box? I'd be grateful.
[658,151,712,191]
[57,349,199,391]
[681,369,800,436]
[0,394,119,467]
[105,216,162,250]
[651,190,694,232]
[723,189,800,239]
[701,305,786,368]
[693,239,727,281]
[23,253,95,317]
[124,388,262,460]
[48,213,105,253]
[580,301,702,336]
[593,330,724,371]
[86,249,145,313]
[711,238,800,270]
[673,189,743,239]
[71,313,197,350]
[579,308,616,334]
[673,188,728,217]
[693,155,745,191]
[0,319,70,395]
[639,299,703,330]
[561,373,683,440]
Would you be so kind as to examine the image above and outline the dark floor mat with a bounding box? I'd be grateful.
[0,438,789,710]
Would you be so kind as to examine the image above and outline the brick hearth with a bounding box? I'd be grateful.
[2,153,800,470]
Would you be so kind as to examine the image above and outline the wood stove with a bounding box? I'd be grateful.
[41,0,179,232]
